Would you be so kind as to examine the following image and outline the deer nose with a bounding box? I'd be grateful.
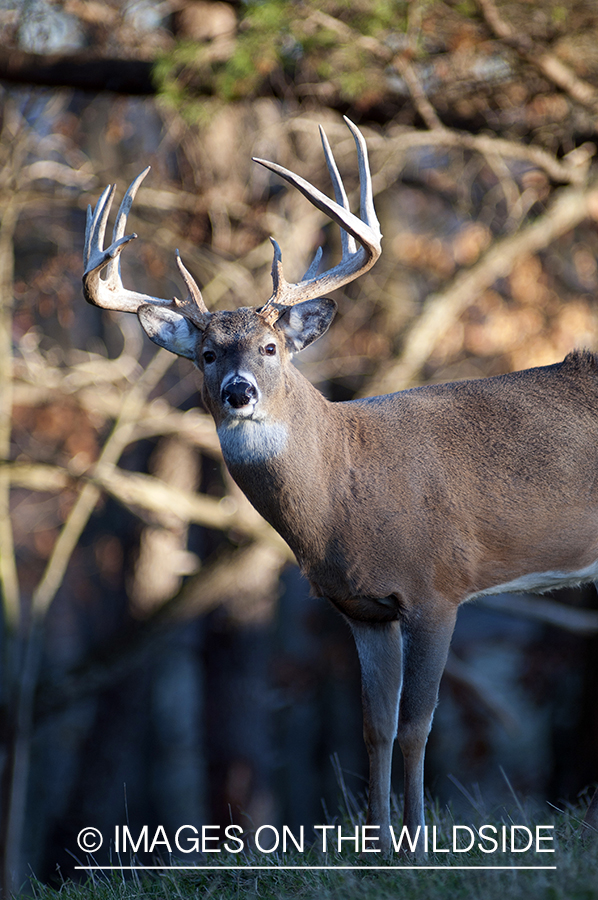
[222,378,258,409]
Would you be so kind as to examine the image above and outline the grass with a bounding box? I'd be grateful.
[25,801,598,900]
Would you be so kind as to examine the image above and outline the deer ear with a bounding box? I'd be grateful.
[275,297,337,352]
[138,305,199,360]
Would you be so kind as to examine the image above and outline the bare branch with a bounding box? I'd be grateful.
[0,462,71,493]
[288,116,589,187]
[22,161,95,189]
[30,348,175,620]
[444,651,520,733]
[1,460,290,552]
[477,0,598,112]
[12,382,222,454]
[365,173,598,395]
[477,593,598,635]
[378,128,592,188]
[306,9,391,62]
[0,198,20,630]
[392,55,445,132]
[90,463,289,551]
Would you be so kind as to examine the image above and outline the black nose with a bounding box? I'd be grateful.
[222,379,258,409]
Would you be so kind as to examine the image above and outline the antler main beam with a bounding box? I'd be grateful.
[253,117,382,320]
[82,166,210,327]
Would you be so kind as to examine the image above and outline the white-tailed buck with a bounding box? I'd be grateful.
[83,119,598,852]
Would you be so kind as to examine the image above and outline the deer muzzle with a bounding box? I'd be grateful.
[221,377,259,411]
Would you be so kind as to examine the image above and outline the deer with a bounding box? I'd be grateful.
[83,118,598,854]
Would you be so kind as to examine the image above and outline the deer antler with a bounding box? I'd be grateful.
[253,117,382,324]
[83,120,380,330]
[82,167,210,329]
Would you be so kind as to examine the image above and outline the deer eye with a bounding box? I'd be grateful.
[203,349,216,364]
[262,343,277,357]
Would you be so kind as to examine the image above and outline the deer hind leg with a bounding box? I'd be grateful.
[348,618,402,854]
[397,602,457,848]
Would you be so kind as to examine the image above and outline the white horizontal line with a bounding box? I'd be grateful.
[74,865,557,871]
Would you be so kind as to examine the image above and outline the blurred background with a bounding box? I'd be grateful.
[0,0,598,892]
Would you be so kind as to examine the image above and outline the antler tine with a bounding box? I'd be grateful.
[342,116,379,238]
[105,166,151,284]
[174,250,210,327]
[84,183,116,270]
[318,124,356,258]
[302,245,323,281]
[83,169,209,326]
[252,117,382,317]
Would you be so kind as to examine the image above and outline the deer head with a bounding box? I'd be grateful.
[82,119,382,431]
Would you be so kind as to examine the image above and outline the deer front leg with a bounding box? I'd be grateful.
[397,602,457,851]
[348,619,402,855]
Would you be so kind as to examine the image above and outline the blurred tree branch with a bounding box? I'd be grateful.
[0,199,20,633]
[476,0,598,112]
[477,593,598,635]
[29,349,176,618]
[0,459,290,550]
[0,105,31,635]
[289,116,593,186]
[0,51,154,94]
[365,171,598,395]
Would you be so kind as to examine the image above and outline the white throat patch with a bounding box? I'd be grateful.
[217,418,288,465]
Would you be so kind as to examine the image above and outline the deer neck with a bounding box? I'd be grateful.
[217,368,342,562]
